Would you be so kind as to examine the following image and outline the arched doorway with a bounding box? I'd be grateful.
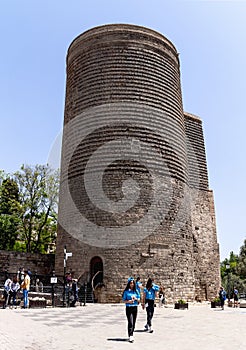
[90,256,103,289]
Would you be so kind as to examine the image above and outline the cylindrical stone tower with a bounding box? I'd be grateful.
[56,24,220,303]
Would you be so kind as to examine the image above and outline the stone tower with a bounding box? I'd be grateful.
[55,24,220,302]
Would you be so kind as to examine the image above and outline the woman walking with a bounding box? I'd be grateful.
[142,278,159,333]
[122,277,140,343]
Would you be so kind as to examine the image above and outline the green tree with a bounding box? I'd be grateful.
[14,164,59,253]
[221,247,246,294]
[0,178,20,214]
[0,174,20,250]
[237,239,246,280]
[0,170,5,183]
[0,214,19,250]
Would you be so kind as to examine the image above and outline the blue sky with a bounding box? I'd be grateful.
[0,0,245,260]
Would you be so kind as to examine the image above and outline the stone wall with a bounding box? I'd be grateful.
[56,24,221,303]
[184,112,209,190]
[0,250,55,275]
[184,112,221,300]
[190,189,221,300]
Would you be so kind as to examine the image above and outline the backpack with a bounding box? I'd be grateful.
[219,289,226,300]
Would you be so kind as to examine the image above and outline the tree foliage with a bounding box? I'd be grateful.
[14,164,59,253]
[0,164,59,254]
[0,173,20,250]
[0,214,19,250]
[221,242,246,294]
[237,239,246,280]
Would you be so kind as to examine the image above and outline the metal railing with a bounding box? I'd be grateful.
[0,271,99,307]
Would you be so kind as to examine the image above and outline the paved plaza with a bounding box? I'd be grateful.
[0,303,246,350]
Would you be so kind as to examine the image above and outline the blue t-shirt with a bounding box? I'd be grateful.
[136,281,142,294]
[219,289,226,300]
[122,289,140,307]
[144,284,159,300]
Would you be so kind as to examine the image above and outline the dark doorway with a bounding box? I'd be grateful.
[90,256,103,289]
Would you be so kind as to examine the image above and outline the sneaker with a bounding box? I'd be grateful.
[129,336,134,343]
[144,324,149,331]
[148,327,154,333]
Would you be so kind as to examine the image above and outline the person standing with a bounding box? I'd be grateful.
[233,287,239,308]
[122,277,140,343]
[65,272,73,306]
[21,270,31,308]
[3,276,12,308]
[18,267,25,285]
[158,286,165,308]
[219,286,226,310]
[10,276,20,308]
[35,278,44,293]
[70,278,79,307]
[142,278,159,332]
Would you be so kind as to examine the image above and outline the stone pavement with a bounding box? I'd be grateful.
[0,303,246,350]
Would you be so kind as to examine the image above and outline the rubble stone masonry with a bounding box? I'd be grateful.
[55,24,220,303]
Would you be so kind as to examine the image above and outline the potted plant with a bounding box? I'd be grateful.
[174,299,188,310]
[211,297,221,308]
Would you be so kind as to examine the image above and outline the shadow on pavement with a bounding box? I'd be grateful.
[107,338,129,342]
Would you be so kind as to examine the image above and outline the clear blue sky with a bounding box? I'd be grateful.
[1,0,245,260]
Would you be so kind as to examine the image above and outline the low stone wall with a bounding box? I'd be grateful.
[0,250,55,275]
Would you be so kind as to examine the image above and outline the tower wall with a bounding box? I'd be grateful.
[184,112,220,300]
[55,24,220,303]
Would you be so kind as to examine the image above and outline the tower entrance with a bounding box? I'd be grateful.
[90,256,103,289]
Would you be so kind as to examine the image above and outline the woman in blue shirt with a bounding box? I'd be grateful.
[142,278,159,333]
[122,277,140,343]
[136,276,143,295]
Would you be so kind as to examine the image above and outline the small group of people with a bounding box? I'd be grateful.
[122,276,161,343]
[219,286,239,310]
[3,270,31,309]
[3,276,20,308]
[65,272,78,307]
